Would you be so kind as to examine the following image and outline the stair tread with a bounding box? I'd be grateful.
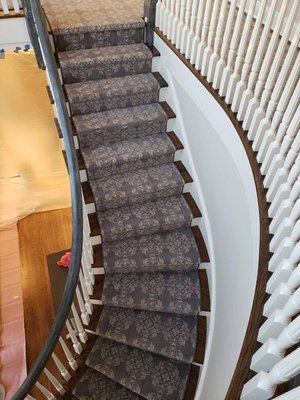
[97,306,198,362]
[82,133,176,179]
[102,269,200,315]
[90,163,184,211]
[98,195,193,243]
[58,43,153,83]
[73,103,169,147]
[73,367,143,400]
[86,337,190,400]
[65,73,160,115]
[103,227,200,273]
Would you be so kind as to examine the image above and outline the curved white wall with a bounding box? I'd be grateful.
[154,34,260,400]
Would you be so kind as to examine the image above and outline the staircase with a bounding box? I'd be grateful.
[43,3,203,400]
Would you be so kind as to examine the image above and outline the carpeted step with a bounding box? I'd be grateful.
[65,73,161,116]
[90,164,184,211]
[99,195,193,242]
[73,103,169,148]
[102,270,200,315]
[97,306,198,362]
[82,134,176,180]
[86,337,190,400]
[73,367,143,400]
[58,43,153,84]
[103,228,200,273]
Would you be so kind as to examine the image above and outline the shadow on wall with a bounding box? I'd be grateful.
[0,51,71,228]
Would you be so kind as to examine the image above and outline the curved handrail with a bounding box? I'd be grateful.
[12,0,83,398]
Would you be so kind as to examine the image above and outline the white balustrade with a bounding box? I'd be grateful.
[51,353,71,381]
[0,0,21,14]
[35,382,57,400]
[180,0,192,53]
[190,0,205,64]
[185,0,199,59]
[44,368,66,395]
[59,337,78,370]
[71,304,88,343]
[175,0,187,50]
[194,0,212,70]
[76,286,90,326]
[65,319,83,354]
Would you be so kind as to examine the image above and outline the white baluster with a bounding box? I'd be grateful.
[200,0,220,76]
[171,0,181,43]
[266,262,300,305]
[251,315,300,372]
[242,1,288,131]
[263,105,300,186]
[76,285,90,326]
[81,251,93,295]
[232,0,267,112]
[59,336,79,369]
[225,0,256,104]
[65,319,83,354]
[269,222,300,274]
[25,396,36,400]
[219,0,247,97]
[212,0,238,90]
[241,347,300,400]
[11,0,20,14]
[71,303,88,343]
[253,29,300,153]
[194,0,213,70]
[162,0,171,35]
[258,286,300,344]
[0,0,9,15]
[44,368,66,395]
[51,353,71,381]
[35,382,57,400]
[166,0,176,39]
[190,0,205,64]
[156,0,166,29]
[79,270,93,315]
[237,0,278,121]
[180,0,193,53]
[185,0,199,59]
[175,0,187,49]
[206,0,228,83]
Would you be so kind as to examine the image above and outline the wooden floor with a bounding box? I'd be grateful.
[18,207,72,372]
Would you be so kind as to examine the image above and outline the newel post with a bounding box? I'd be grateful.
[144,0,159,46]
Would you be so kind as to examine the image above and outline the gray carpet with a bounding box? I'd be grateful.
[43,3,201,399]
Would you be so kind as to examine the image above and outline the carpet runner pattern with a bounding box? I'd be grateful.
[43,2,201,399]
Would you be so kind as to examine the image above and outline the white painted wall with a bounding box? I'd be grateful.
[0,18,30,50]
[154,34,260,400]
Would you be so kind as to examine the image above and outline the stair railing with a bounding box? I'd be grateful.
[155,0,300,399]
[0,0,21,15]
[11,0,95,399]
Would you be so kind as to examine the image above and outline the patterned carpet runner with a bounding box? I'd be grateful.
[43,2,201,399]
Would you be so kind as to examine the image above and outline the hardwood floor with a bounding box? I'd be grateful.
[18,207,72,373]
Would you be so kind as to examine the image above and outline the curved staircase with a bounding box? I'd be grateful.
[43,3,205,399]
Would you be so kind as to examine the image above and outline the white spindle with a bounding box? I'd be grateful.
[194,0,213,70]
[231,0,267,112]
[76,286,90,326]
[51,353,71,381]
[166,0,176,39]
[219,0,247,97]
[237,0,278,121]
[212,0,237,90]
[185,0,199,59]
[253,29,300,153]
[242,1,288,131]
[175,0,187,50]
[225,0,256,104]
[156,0,165,29]
[79,270,93,315]
[247,2,298,141]
[251,315,300,373]
[171,0,181,43]
[59,336,79,369]
[0,0,9,14]
[11,0,20,13]
[266,263,300,307]
[180,0,193,53]
[44,368,66,395]
[162,0,171,35]
[190,0,205,64]
[81,251,93,295]
[200,0,220,76]
[25,396,36,400]
[71,304,88,343]
[35,382,57,400]
[206,0,228,83]
[65,319,83,354]
[241,347,300,400]
[258,286,300,343]
[263,105,300,186]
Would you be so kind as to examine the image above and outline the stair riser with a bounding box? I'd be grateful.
[61,58,152,84]
[87,153,174,181]
[70,89,159,115]
[54,28,144,52]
